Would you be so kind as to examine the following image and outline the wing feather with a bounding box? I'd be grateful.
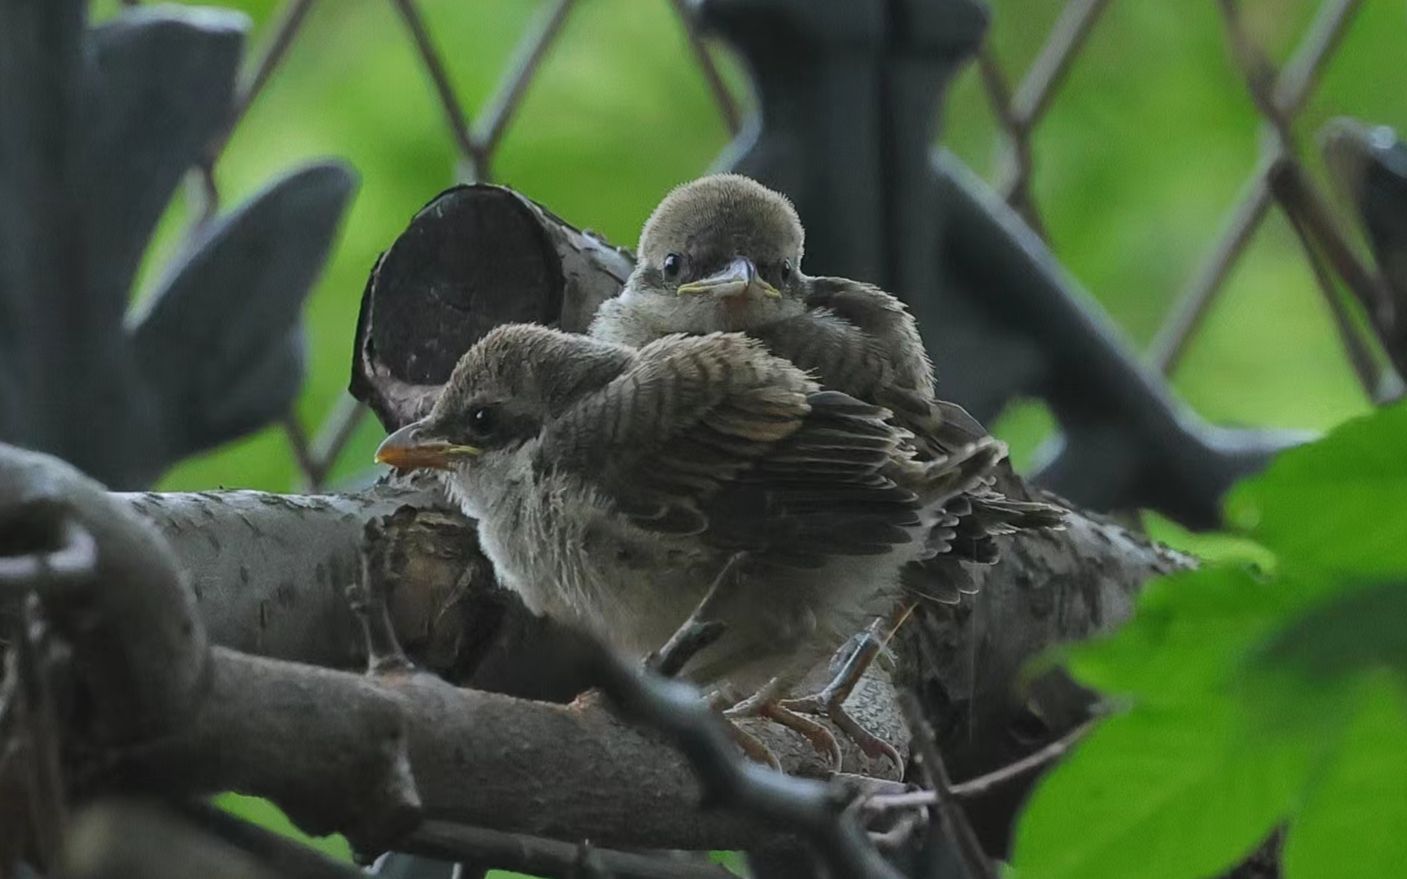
[542,332,920,566]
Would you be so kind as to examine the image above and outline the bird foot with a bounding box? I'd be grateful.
[725,699,844,771]
[723,717,782,770]
[778,625,903,771]
[781,693,903,771]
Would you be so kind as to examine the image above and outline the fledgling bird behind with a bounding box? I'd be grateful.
[590,173,1065,592]
[375,325,985,764]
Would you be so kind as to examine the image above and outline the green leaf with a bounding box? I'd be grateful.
[1226,401,1407,577]
[1141,510,1276,571]
[1232,579,1407,764]
[215,793,352,861]
[1062,566,1298,706]
[1249,579,1407,688]
[1283,676,1407,879]
[1010,700,1308,879]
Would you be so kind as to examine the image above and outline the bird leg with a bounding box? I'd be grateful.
[648,554,790,769]
[647,552,748,677]
[780,603,915,770]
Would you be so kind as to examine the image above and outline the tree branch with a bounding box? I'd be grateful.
[0,431,1186,868]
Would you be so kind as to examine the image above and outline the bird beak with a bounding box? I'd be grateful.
[676,257,781,299]
[374,421,481,471]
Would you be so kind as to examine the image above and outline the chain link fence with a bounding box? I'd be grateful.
[152,0,1385,492]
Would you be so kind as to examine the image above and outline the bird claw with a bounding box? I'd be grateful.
[723,718,782,770]
[780,693,903,772]
[724,700,844,771]
[777,622,904,771]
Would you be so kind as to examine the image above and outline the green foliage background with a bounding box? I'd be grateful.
[103,0,1406,496]
[88,0,1407,874]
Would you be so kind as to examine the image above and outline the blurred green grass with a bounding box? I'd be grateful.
[92,0,1406,872]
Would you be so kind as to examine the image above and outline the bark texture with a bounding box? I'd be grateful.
[108,472,1187,849]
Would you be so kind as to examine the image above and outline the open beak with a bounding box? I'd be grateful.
[676,257,781,299]
[374,421,481,471]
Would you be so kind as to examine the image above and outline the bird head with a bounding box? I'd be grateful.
[623,174,807,330]
[375,324,630,479]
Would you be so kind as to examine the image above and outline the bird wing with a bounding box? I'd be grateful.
[541,332,922,567]
[750,278,1067,573]
[749,297,972,461]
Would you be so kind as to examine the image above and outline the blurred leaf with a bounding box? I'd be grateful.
[1140,510,1275,571]
[1021,401,1407,878]
[215,792,352,861]
[1061,566,1296,706]
[1226,401,1407,577]
[1251,579,1407,688]
[1281,677,1407,879]
[1011,699,1306,879]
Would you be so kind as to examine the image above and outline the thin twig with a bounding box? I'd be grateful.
[868,718,1095,817]
[899,694,995,879]
[951,717,1092,798]
[668,0,741,135]
[391,0,480,165]
[474,0,577,163]
[402,821,734,879]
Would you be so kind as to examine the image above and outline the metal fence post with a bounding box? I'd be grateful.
[700,0,1306,527]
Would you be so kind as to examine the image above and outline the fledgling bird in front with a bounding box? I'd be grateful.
[375,324,988,768]
[590,175,1066,755]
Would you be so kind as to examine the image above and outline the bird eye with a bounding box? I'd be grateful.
[662,253,683,279]
[781,259,793,281]
[468,405,496,436]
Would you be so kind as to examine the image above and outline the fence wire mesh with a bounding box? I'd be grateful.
[976,0,1381,393]
[150,0,1379,491]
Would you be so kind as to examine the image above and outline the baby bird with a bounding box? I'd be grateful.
[591,173,1063,571]
[590,175,1065,756]
[375,324,989,768]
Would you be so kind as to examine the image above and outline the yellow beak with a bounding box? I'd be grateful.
[374,421,481,471]
[675,257,781,299]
